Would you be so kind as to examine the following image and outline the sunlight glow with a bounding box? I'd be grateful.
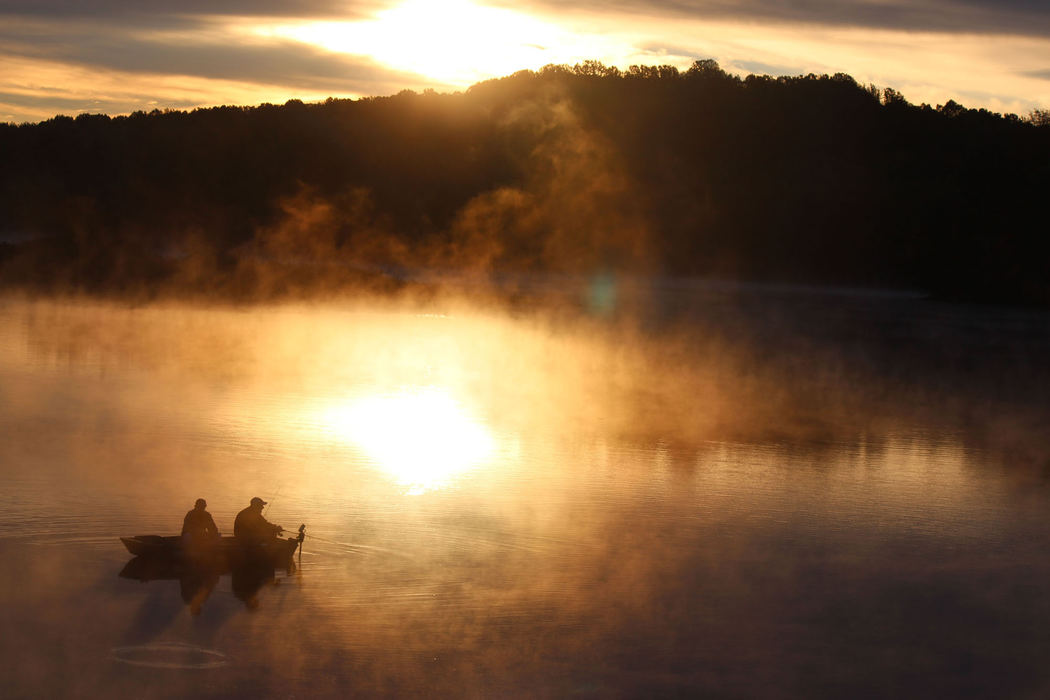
[243,2,1050,112]
[254,0,617,84]
[318,388,495,493]
[3,1,1049,123]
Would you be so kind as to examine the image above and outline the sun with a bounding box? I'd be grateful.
[255,0,591,85]
[317,387,496,492]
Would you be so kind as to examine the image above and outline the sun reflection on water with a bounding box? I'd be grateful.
[316,387,495,493]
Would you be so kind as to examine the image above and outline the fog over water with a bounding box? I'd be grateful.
[2,284,1050,698]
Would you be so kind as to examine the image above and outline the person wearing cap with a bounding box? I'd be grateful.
[181,498,220,543]
[233,496,283,547]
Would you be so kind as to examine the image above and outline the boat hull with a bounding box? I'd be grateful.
[120,535,300,568]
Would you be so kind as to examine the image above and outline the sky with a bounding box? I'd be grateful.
[2,0,1049,124]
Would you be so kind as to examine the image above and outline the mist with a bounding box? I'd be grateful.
[3,284,1050,697]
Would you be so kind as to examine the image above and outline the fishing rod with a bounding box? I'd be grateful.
[295,532,369,556]
[296,523,305,565]
[262,483,283,517]
[301,532,346,546]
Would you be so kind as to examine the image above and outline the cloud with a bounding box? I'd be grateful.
[730,58,808,77]
[0,21,419,93]
[2,0,1048,123]
[0,1,372,21]
[0,48,430,125]
[14,0,1039,39]
[0,11,440,123]
[518,0,1050,38]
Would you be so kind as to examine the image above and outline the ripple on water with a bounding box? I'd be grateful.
[110,642,227,670]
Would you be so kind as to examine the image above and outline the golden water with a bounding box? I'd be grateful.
[2,293,1049,697]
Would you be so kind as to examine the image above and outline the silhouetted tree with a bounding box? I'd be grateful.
[1,61,1048,305]
[1029,109,1050,126]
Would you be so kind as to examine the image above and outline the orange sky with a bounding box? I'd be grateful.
[1,0,1049,123]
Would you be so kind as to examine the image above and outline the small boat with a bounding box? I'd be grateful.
[120,527,305,612]
[120,524,305,568]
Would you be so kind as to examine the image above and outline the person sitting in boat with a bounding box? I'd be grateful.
[181,498,220,543]
[233,496,283,547]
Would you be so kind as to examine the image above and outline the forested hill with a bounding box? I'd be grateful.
[2,61,1048,304]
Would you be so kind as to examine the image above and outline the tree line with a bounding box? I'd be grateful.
[1,60,1048,304]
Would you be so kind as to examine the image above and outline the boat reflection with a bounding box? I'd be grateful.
[119,546,299,613]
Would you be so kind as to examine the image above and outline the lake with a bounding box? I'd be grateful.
[2,282,1050,698]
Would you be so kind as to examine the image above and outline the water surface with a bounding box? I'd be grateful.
[2,289,1049,698]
